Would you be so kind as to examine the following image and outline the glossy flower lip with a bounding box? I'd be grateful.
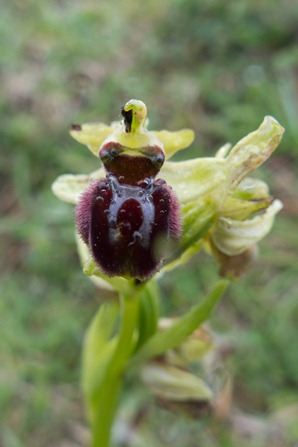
[52,100,284,283]
[75,175,181,280]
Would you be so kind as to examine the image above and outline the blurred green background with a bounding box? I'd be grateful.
[1,0,298,446]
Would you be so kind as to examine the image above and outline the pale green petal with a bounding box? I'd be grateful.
[152,129,195,158]
[51,169,104,204]
[70,125,194,158]
[211,199,283,256]
[70,123,118,156]
[226,116,284,188]
[140,362,213,401]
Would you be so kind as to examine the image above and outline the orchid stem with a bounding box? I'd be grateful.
[91,287,140,447]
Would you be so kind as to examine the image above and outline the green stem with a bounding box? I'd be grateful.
[91,287,140,447]
[135,280,160,350]
[92,379,121,447]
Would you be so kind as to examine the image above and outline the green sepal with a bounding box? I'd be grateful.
[51,169,104,205]
[225,116,284,189]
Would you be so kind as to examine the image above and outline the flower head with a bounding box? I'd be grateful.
[52,99,284,286]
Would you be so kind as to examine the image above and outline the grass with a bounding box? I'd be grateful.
[1,0,298,446]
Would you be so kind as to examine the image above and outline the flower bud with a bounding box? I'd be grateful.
[158,318,213,366]
[140,361,213,402]
[211,199,283,257]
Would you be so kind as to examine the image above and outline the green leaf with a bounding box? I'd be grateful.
[82,303,119,419]
[131,280,229,364]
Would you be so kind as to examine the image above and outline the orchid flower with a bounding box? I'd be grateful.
[52,99,284,284]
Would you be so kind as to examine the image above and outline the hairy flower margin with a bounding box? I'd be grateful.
[52,99,284,287]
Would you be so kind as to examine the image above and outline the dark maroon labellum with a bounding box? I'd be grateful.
[76,133,181,280]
